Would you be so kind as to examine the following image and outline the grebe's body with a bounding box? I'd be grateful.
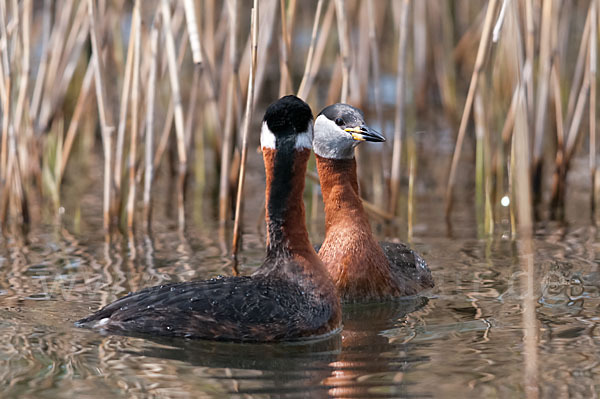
[76,96,341,342]
[314,104,434,303]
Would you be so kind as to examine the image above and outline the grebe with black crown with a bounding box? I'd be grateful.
[313,103,434,303]
[76,95,342,342]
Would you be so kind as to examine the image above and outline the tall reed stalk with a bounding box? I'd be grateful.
[161,0,188,230]
[88,0,113,232]
[389,0,410,215]
[232,0,259,260]
[589,1,597,215]
[446,0,498,218]
[143,20,160,228]
[218,0,239,231]
[126,0,142,230]
[334,0,350,103]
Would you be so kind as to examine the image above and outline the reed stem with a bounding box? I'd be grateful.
[278,0,291,96]
[334,0,350,103]
[367,0,385,208]
[126,0,142,230]
[297,0,323,100]
[114,5,138,201]
[389,0,410,215]
[531,0,553,193]
[302,0,335,101]
[143,20,159,228]
[590,0,597,214]
[161,0,189,229]
[218,0,239,229]
[183,0,202,65]
[232,0,258,260]
[446,0,498,218]
[59,60,94,182]
[88,0,114,232]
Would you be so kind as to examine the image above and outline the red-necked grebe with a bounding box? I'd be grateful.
[76,95,342,341]
[313,103,434,303]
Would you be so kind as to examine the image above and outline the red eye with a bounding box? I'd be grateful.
[335,118,344,126]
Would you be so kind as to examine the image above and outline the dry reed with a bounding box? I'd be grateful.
[0,0,596,245]
[334,0,350,103]
[87,0,113,232]
[297,0,324,100]
[143,20,160,228]
[389,0,410,215]
[590,1,597,213]
[161,0,188,230]
[445,0,498,218]
[218,0,239,230]
[126,0,142,230]
[232,0,259,260]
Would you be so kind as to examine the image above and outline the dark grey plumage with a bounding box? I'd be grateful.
[379,242,434,292]
[76,275,336,342]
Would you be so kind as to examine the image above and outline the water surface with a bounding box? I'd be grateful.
[1,136,599,398]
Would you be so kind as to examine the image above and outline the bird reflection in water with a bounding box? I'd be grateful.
[323,297,429,398]
[105,297,429,397]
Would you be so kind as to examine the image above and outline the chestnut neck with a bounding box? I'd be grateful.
[316,154,400,301]
[263,141,314,259]
[315,155,370,233]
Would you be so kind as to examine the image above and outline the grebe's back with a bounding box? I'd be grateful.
[76,276,338,341]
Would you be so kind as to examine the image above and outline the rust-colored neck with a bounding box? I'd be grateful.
[316,155,399,302]
[263,148,316,259]
[316,156,368,234]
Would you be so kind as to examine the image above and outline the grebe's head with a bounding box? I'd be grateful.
[313,103,385,159]
[261,95,313,151]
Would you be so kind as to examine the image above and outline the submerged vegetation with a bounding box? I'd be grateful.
[0,0,598,246]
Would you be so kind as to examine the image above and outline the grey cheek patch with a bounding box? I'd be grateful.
[313,115,358,160]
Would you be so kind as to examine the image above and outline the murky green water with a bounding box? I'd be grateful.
[1,131,600,398]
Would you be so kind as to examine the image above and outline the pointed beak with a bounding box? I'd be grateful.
[344,125,386,142]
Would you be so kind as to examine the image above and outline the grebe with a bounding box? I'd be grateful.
[313,103,434,302]
[76,95,341,342]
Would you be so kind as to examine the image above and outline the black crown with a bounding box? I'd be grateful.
[263,95,313,137]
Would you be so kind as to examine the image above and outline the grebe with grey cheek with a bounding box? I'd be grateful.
[313,103,434,303]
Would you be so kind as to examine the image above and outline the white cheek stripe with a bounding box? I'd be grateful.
[260,121,313,150]
[296,124,313,149]
[260,122,276,149]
